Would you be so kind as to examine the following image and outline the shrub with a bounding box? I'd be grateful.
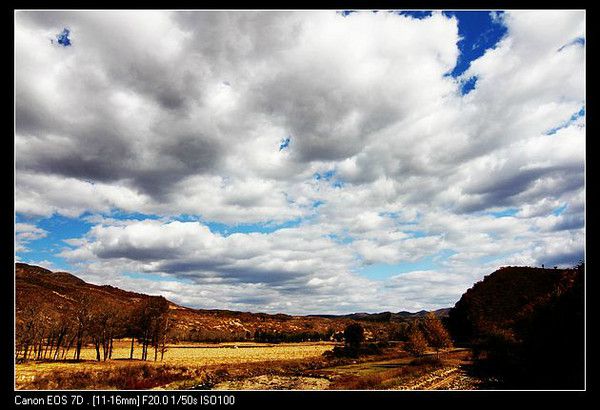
[343,323,364,349]
[409,355,442,367]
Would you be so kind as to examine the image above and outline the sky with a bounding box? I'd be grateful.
[15,10,585,315]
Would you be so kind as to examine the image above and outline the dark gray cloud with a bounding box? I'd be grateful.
[542,250,584,267]
[145,259,305,286]
[96,246,184,261]
[16,10,225,199]
[549,213,584,232]
[17,128,133,182]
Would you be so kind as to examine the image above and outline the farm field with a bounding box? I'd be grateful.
[75,340,337,366]
[15,340,339,390]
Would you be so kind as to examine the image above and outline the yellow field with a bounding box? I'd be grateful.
[15,343,476,390]
[15,341,338,389]
[74,340,336,366]
[17,340,335,367]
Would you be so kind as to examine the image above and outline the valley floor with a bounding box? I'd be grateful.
[213,348,478,390]
[16,342,480,390]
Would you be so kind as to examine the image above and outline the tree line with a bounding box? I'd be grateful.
[16,291,454,363]
[253,329,332,343]
[16,294,171,362]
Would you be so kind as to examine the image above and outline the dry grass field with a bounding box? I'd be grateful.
[73,340,336,365]
[15,340,338,390]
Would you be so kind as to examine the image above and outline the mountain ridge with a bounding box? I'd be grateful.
[15,262,438,342]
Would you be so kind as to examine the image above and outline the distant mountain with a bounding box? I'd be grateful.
[16,263,445,342]
[309,308,450,322]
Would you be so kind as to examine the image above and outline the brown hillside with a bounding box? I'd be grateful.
[447,265,581,343]
[15,263,426,342]
[16,263,152,316]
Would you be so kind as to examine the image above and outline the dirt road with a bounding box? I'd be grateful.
[394,365,481,390]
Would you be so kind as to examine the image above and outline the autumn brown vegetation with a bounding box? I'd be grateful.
[16,261,584,390]
[16,293,171,363]
[14,261,452,379]
[447,263,584,389]
[405,323,428,357]
[15,263,443,365]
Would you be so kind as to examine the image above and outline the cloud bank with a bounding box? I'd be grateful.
[15,10,585,314]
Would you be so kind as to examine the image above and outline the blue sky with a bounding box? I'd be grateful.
[15,10,585,314]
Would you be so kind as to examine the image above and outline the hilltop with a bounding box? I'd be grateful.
[447,265,581,343]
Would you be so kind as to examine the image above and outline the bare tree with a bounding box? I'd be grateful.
[158,316,175,361]
[87,301,127,361]
[134,297,170,361]
[72,294,93,361]
[16,303,43,361]
[52,315,73,360]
